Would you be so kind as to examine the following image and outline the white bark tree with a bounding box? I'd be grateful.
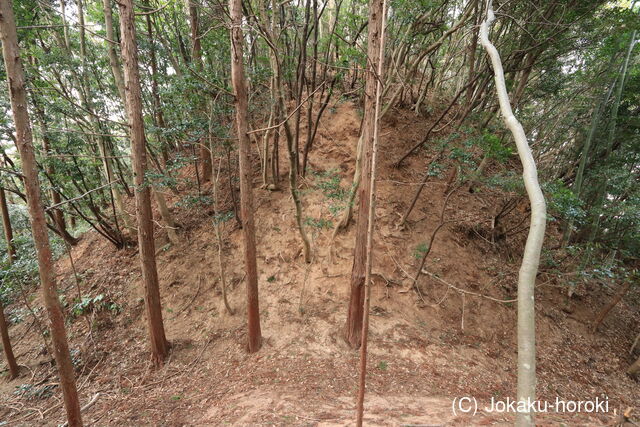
[480,1,547,426]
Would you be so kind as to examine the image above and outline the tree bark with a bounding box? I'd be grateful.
[0,183,16,262]
[480,2,547,426]
[356,0,387,423]
[144,4,169,165]
[153,190,178,244]
[188,1,212,182]
[118,0,169,366]
[628,355,640,376]
[0,299,19,379]
[103,0,127,105]
[0,170,19,379]
[344,0,384,349]
[592,281,632,332]
[230,0,262,353]
[0,0,82,423]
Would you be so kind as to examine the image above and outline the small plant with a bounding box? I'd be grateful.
[14,384,55,400]
[8,308,26,325]
[481,131,513,163]
[145,169,178,190]
[304,217,334,229]
[427,161,445,178]
[267,275,276,283]
[177,194,213,208]
[71,294,121,317]
[315,169,347,201]
[213,210,234,224]
[449,146,475,167]
[544,180,586,224]
[413,243,429,259]
[377,361,388,371]
[328,204,343,217]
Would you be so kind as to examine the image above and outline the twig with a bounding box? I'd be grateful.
[247,82,325,134]
[461,293,465,331]
[630,332,640,355]
[60,393,101,427]
[173,275,203,317]
[421,269,517,304]
[45,181,119,211]
[135,1,169,15]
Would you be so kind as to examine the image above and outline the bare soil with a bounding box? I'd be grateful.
[1,102,638,426]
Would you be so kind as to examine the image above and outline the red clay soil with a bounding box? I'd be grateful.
[0,102,638,426]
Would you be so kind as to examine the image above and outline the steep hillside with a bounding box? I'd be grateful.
[1,103,638,426]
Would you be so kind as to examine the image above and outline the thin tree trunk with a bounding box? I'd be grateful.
[0,300,18,379]
[33,102,68,237]
[628,353,640,376]
[592,281,632,332]
[395,78,475,167]
[1,168,20,380]
[0,0,82,423]
[356,0,387,422]
[333,129,363,237]
[586,29,637,243]
[118,0,169,366]
[103,0,126,105]
[211,152,234,315]
[480,3,547,426]
[0,183,17,262]
[563,71,618,244]
[153,190,178,244]
[144,5,169,165]
[466,1,480,104]
[344,0,384,349]
[230,0,262,353]
[301,0,319,176]
[189,1,212,182]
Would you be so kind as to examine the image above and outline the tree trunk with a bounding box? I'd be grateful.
[592,281,632,332]
[586,29,637,243]
[628,355,640,376]
[0,183,17,262]
[103,0,127,105]
[30,93,68,238]
[189,1,212,182]
[343,0,384,349]
[230,0,262,353]
[356,0,387,423]
[153,190,178,244]
[118,0,169,366]
[144,4,169,165]
[0,300,19,379]
[0,172,19,379]
[480,3,547,426]
[0,0,82,424]
[563,67,618,245]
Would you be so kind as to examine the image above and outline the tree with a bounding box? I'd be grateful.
[118,0,170,366]
[0,297,18,379]
[480,1,547,426]
[343,0,385,349]
[0,182,16,262]
[356,0,388,423]
[0,0,82,424]
[0,171,19,379]
[230,0,262,353]
[187,0,212,182]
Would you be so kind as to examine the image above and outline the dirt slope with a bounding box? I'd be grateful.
[1,101,638,426]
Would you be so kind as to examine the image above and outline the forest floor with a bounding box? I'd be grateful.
[1,101,639,426]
